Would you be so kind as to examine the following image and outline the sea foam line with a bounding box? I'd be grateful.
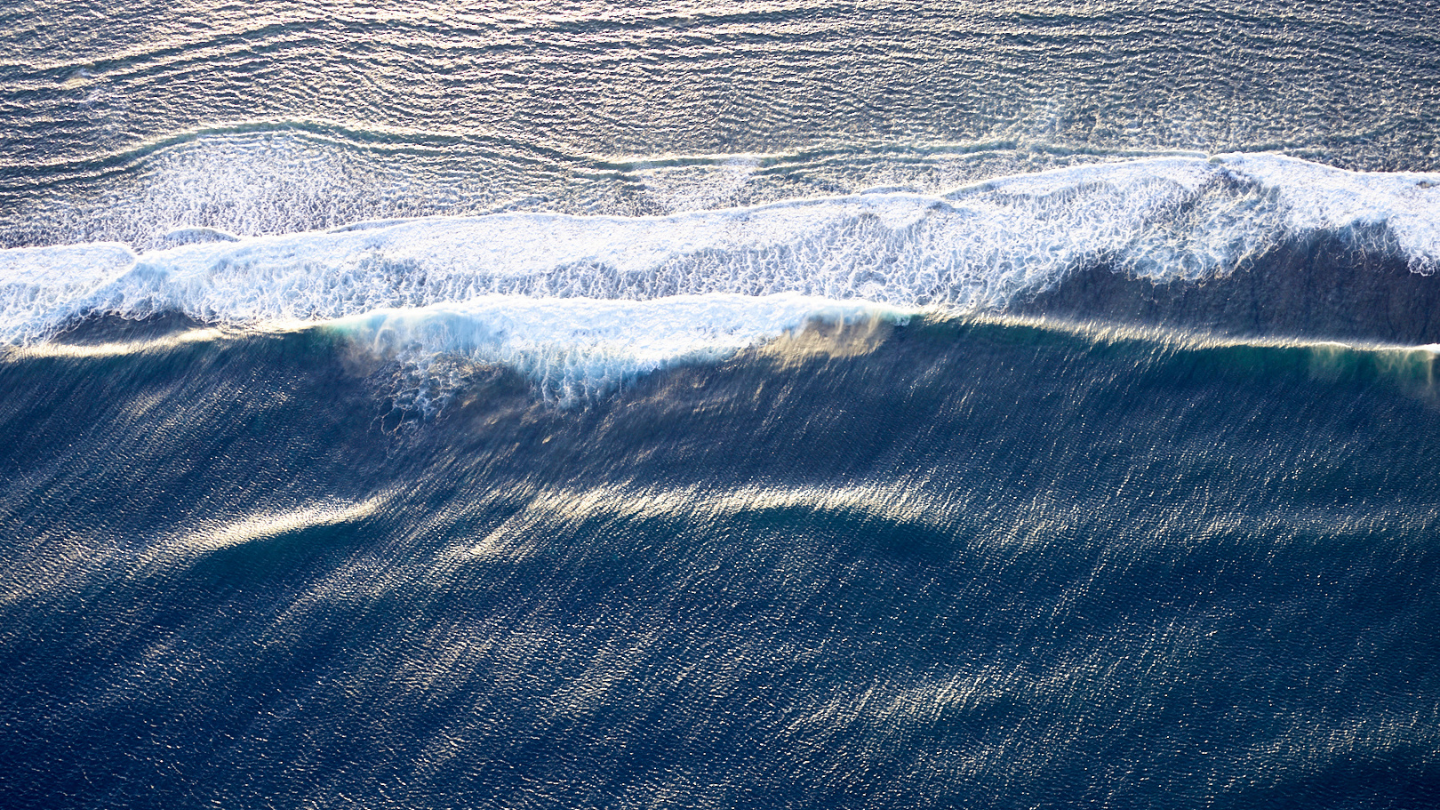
[2,152,1437,398]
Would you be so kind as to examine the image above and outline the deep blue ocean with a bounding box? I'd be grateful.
[3,2,1440,807]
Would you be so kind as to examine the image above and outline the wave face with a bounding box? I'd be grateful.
[6,153,1440,397]
[4,0,1439,248]
[5,2,1440,809]
[5,321,1440,809]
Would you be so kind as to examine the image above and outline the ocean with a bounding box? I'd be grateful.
[2,2,1439,807]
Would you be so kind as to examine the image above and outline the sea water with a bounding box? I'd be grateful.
[3,2,1439,807]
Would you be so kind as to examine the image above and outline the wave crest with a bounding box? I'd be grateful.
[4,152,1438,397]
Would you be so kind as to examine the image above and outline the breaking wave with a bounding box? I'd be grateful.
[4,152,1439,397]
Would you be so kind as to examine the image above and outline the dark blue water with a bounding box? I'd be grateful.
[3,2,1440,808]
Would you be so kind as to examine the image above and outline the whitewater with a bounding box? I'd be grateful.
[6,153,1440,400]
[7,3,1440,808]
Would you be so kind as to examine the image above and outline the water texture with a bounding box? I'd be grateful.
[2,2,1439,808]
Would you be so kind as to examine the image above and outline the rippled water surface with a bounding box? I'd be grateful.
[5,0,1440,244]
[3,2,1440,808]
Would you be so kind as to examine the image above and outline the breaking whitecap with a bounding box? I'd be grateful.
[334,294,913,407]
[3,152,1439,401]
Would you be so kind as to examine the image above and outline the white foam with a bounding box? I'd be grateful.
[0,242,137,341]
[1214,153,1440,271]
[336,294,911,404]
[3,152,1438,397]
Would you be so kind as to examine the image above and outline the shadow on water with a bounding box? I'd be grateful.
[1017,230,1440,345]
[1,310,1439,809]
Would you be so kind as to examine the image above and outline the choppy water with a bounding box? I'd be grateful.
[3,2,1440,808]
